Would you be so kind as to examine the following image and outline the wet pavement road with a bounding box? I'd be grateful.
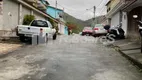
[0,35,142,80]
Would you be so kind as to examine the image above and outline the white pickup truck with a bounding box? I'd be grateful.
[16,20,57,42]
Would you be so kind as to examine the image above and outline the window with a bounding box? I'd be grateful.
[31,20,48,27]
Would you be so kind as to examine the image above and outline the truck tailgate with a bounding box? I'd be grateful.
[18,25,40,35]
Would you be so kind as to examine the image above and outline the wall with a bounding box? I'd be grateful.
[122,12,128,36]
[46,6,63,18]
[33,11,45,20]
[0,1,3,30]
[64,26,68,35]
[3,0,19,30]
[21,6,31,24]
[111,0,120,9]
[58,23,65,34]
[111,12,120,27]
[3,0,47,30]
[106,0,120,13]
[127,6,142,40]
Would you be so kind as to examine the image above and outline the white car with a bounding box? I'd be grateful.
[16,20,57,42]
[92,24,107,37]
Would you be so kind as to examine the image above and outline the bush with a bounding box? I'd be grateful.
[23,15,35,25]
[47,17,59,33]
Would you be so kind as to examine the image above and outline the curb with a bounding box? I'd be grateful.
[113,45,142,70]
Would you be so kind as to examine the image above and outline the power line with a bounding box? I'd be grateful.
[97,0,107,15]
[97,0,104,8]
[57,3,86,12]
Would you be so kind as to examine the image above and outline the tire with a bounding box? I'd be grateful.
[53,33,57,40]
[45,34,48,43]
[19,36,25,42]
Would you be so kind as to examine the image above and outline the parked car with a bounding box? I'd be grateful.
[92,24,107,37]
[16,19,57,42]
[82,27,93,36]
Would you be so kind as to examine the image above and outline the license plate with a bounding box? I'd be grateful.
[25,34,32,37]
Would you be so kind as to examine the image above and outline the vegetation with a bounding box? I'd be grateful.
[63,13,85,33]
[23,15,35,25]
[66,22,80,34]
[47,17,59,33]
[63,13,107,33]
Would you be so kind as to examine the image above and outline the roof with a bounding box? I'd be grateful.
[48,5,63,11]
[106,0,111,6]
[44,0,50,5]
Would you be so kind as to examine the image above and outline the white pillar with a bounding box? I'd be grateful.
[0,1,3,30]
[31,10,34,15]
[19,4,22,25]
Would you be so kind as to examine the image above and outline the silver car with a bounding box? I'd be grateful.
[92,24,107,37]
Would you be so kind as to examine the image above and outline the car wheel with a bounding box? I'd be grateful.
[19,36,25,42]
[45,34,48,43]
[53,33,57,40]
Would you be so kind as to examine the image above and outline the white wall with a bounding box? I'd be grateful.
[0,1,3,30]
[3,0,46,31]
[21,6,31,24]
[33,11,45,20]
[58,23,65,34]
[3,0,19,30]
[111,12,120,27]
[122,12,128,36]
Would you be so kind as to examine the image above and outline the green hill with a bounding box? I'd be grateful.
[63,12,106,33]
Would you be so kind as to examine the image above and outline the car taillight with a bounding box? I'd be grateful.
[40,28,43,32]
[94,28,98,30]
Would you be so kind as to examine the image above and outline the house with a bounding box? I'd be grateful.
[46,6,68,35]
[106,0,141,40]
[122,0,141,40]
[0,0,58,37]
[106,0,127,35]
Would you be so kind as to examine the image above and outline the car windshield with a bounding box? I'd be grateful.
[95,24,103,28]
[31,20,48,27]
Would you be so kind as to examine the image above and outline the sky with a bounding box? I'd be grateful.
[48,0,109,21]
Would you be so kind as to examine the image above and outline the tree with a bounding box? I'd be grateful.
[23,15,35,25]
[66,22,79,34]
[47,17,58,33]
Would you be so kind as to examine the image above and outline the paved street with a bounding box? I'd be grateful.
[0,35,142,80]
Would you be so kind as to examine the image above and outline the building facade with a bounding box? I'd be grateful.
[46,6,68,35]
[106,0,129,37]
[0,0,58,37]
[123,0,141,40]
[106,0,142,41]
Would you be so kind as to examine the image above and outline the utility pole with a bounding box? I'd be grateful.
[91,6,96,27]
[93,6,96,20]
[55,0,57,18]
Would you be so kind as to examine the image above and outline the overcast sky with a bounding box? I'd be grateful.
[48,0,109,21]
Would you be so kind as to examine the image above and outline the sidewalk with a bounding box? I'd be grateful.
[0,37,23,57]
[113,39,142,69]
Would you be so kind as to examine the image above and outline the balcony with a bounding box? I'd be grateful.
[36,1,46,11]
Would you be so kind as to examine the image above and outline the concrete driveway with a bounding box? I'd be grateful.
[0,35,142,80]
